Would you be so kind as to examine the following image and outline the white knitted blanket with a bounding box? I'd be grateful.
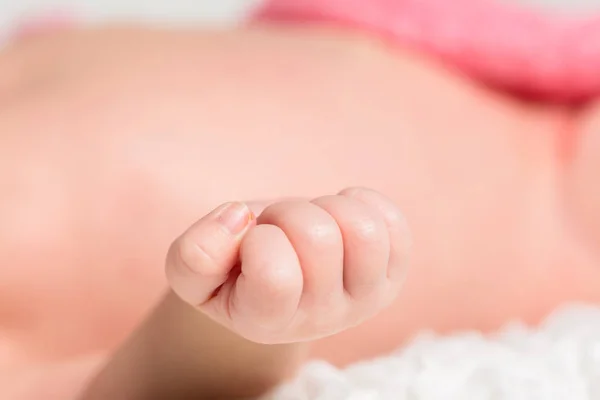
[267,305,600,400]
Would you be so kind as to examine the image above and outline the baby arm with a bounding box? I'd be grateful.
[79,293,307,399]
[80,189,411,399]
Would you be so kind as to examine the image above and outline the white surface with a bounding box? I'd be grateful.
[268,305,600,400]
[0,0,261,31]
[512,0,600,14]
[0,0,592,33]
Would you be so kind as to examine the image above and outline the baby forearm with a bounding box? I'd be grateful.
[79,291,307,399]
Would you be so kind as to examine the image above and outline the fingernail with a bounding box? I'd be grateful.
[216,202,254,235]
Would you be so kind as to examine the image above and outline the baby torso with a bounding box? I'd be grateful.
[3,10,600,397]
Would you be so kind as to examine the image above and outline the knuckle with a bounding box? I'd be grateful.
[301,220,340,248]
[265,201,341,248]
[349,216,383,246]
[382,208,410,237]
[341,187,402,222]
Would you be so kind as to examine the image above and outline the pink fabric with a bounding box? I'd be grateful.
[10,10,76,40]
[254,0,600,102]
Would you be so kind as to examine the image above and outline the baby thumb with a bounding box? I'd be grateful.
[166,202,254,308]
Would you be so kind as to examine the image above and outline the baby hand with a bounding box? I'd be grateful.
[166,188,411,344]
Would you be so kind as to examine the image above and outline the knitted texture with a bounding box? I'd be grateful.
[254,0,600,102]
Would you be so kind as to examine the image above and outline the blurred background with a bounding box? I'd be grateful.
[0,0,261,30]
[2,0,599,30]
[1,0,598,40]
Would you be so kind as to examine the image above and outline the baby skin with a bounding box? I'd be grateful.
[81,188,411,398]
[4,23,600,399]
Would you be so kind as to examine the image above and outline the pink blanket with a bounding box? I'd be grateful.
[255,0,600,102]
[10,2,598,102]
